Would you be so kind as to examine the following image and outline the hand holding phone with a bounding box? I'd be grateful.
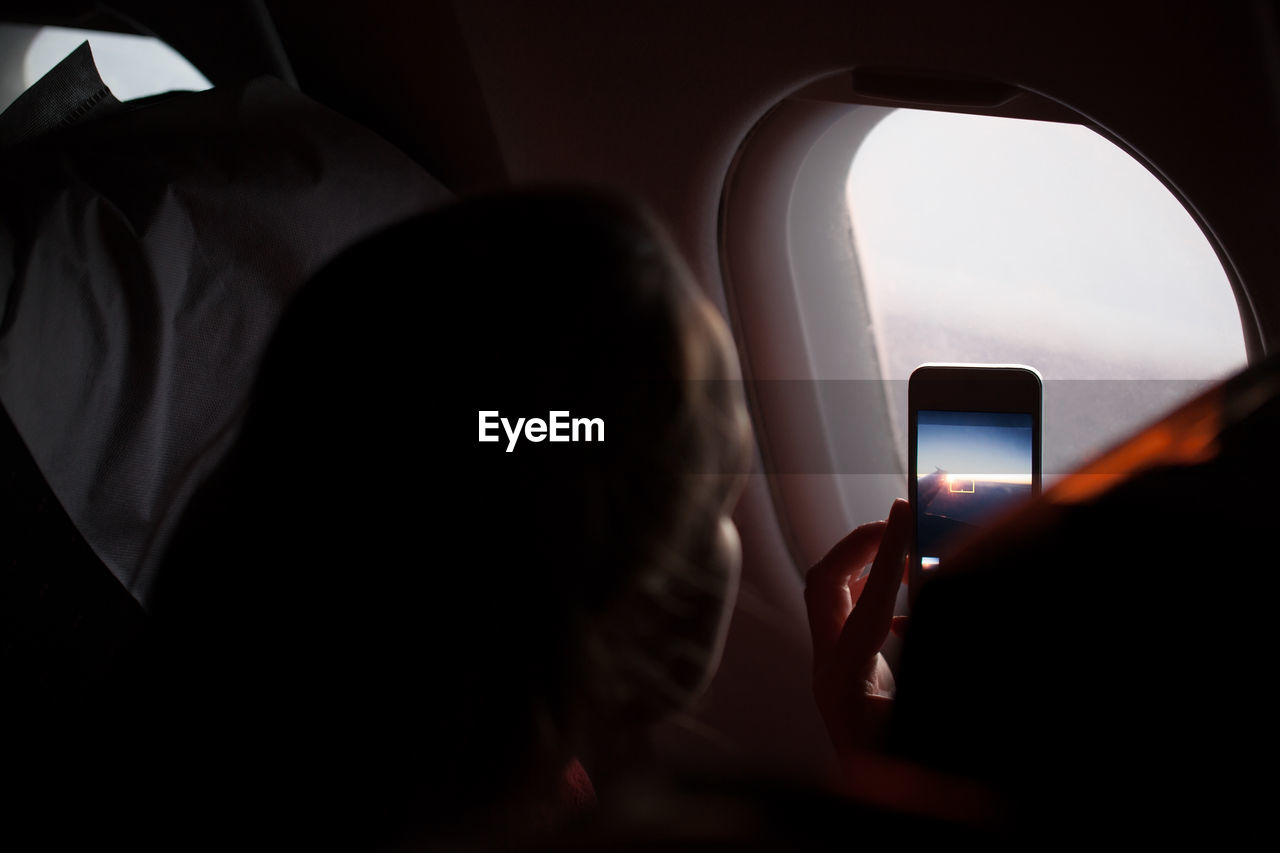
[908,364,1042,598]
[804,499,912,756]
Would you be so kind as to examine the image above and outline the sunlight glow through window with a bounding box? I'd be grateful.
[847,109,1247,478]
[847,109,1244,382]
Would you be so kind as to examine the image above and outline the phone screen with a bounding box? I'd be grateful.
[914,409,1034,573]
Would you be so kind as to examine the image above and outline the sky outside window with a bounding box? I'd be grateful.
[847,109,1247,479]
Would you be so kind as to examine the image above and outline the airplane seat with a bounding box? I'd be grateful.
[0,403,144,704]
[0,35,449,611]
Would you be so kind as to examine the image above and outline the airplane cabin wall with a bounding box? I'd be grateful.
[268,0,1280,784]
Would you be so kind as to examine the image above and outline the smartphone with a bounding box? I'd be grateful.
[908,364,1042,596]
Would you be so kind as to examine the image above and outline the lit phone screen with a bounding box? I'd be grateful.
[915,410,1033,573]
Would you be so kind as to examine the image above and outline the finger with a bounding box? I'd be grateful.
[804,519,887,666]
[859,499,911,626]
[805,520,887,590]
[835,498,911,679]
[890,615,909,638]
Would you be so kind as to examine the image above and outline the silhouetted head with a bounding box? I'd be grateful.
[149,187,751,846]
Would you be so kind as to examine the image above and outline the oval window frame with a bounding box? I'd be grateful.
[718,70,1253,571]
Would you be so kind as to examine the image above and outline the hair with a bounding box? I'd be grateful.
[145,187,752,845]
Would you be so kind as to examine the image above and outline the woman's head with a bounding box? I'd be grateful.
[151,186,752,839]
[435,187,753,772]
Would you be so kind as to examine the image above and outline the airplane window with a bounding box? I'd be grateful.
[0,23,211,111]
[846,108,1247,485]
[722,97,1249,570]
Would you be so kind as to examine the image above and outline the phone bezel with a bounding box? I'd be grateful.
[907,363,1043,599]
